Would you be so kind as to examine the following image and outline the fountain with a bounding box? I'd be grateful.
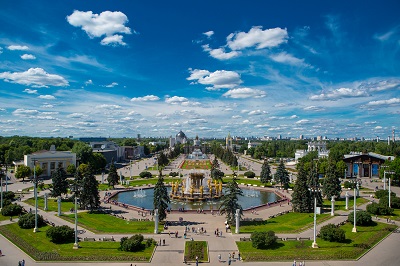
[244,187,259,198]
[170,171,223,201]
[133,188,146,198]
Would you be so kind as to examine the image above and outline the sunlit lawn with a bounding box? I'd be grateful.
[61,212,155,234]
[323,197,369,211]
[234,212,333,234]
[24,196,75,213]
[0,223,154,261]
[237,222,396,261]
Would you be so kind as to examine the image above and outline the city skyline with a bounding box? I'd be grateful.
[0,0,399,139]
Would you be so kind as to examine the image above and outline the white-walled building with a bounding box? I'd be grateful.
[24,145,76,176]
[295,141,330,162]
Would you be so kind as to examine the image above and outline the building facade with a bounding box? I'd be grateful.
[343,152,395,178]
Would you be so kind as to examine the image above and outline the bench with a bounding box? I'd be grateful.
[298,237,310,241]
[102,237,115,241]
[285,237,297,241]
[83,237,96,241]
[240,237,251,241]
[253,218,263,222]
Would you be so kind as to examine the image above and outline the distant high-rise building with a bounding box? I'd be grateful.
[277,134,282,140]
[137,134,141,141]
[226,132,233,151]
[299,135,304,140]
[393,129,396,143]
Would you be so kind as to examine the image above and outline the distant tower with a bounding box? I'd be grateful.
[226,133,233,151]
[393,129,396,143]
[388,136,390,146]
[376,136,379,142]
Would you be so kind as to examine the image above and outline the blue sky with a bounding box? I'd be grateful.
[0,0,399,139]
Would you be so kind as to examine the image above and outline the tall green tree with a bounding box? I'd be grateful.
[107,161,119,188]
[157,152,169,169]
[71,142,93,164]
[260,160,272,184]
[80,165,100,211]
[34,165,43,177]
[15,165,31,182]
[211,157,224,180]
[275,160,290,189]
[322,162,342,199]
[72,170,83,209]
[153,174,170,221]
[51,167,68,197]
[219,174,243,224]
[291,163,312,213]
[89,152,107,173]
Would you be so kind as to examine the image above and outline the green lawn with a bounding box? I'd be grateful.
[237,222,396,261]
[323,197,369,211]
[61,212,155,234]
[24,196,75,213]
[0,223,155,261]
[234,212,332,234]
[184,241,208,262]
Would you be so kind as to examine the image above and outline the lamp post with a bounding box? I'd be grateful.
[352,180,359,233]
[0,176,3,211]
[33,159,39,233]
[71,176,81,249]
[130,160,133,179]
[382,165,389,190]
[385,171,395,207]
[310,159,319,248]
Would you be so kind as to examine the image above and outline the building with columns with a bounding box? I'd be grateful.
[24,145,76,176]
[343,152,395,178]
[295,141,329,162]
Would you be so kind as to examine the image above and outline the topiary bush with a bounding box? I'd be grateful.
[2,191,15,201]
[348,210,372,226]
[18,213,46,229]
[343,181,355,189]
[244,171,256,179]
[251,231,277,249]
[46,225,75,244]
[379,196,400,209]
[366,202,381,215]
[319,223,346,242]
[139,171,152,179]
[1,203,23,216]
[169,172,179,177]
[119,234,145,252]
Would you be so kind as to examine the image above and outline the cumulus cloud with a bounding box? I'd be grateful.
[247,110,266,116]
[38,95,56,100]
[85,79,93,86]
[165,96,189,105]
[359,79,400,92]
[23,88,38,94]
[21,54,36,60]
[227,26,288,50]
[303,106,325,112]
[202,44,240,60]
[67,113,87,118]
[203,31,214,38]
[67,10,132,46]
[310,87,369,101]
[296,119,311,124]
[97,104,122,109]
[366,98,400,106]
[187,69,242,90]
[7,45,29,50]
[131,95,160,102]
[222,88,266,99]
[0,68,68,88]
[13,109,39,116]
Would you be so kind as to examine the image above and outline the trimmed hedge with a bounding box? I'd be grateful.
[46,225,75,244]
[348,210,372,226]
[251,231,277,249]
[18,213,46,229]
[119,234,145,252]
[319,223,346,242]
[139,171,152,179]
[244,171,256,179]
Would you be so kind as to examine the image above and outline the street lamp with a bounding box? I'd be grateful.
[382,165,389,190]
[352,179,360,233]
[385,171,395,207]
[0,176,3,211]
[70,175,81,249]
[33,159,39,233]
[130,159,133,179]
[310,159,319,248]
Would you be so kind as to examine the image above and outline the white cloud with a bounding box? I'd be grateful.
[104,82,118,88]
[232,115,241,119]
[165,96,189,105]
[101,34,126,46]
[131,95,160,102]
[203,31,214,38]
[187,69,242,89]
[21,54,36,60]
[67,10,132,46]
[0,47,2,54]
[374,126,383,129]
[13,109,39,116]
[270,52,307,67]
[303,106,325,112]
[310,87,369,101]
[360,79,400,92]
[85,79,93,86]
[41,104,54,108]
[227,26,288,50]
[202,44,240,60]
[67,113,87,118]
[367,98,400,106]
[76,121,97,127]
[7,45,29,51]
[23,88,38,94]
[0,68,68,88]
[97,104,122,109]
[255,124,269,128]
[290,115,298,119]
[38,95,56,100]
[223,88,266,99]
[248,110,266,116]
[296,119,311,124]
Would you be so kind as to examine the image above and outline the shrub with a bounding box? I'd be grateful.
[343,181,355,189]
[379,196,400,209]
[375,190,396,199]
[251,231,277,249]
[319,223,346,242]
[2,191,15,201]
[1,203,23,216]
[145,238,156,247]
[169,172,179,177]
[366,202,381,215]
[348,210,372,226]
[18,213,45,229]
[120,234,145,252]
[46,225,75,244]
[139,171,152,179]
[244,171,256,179]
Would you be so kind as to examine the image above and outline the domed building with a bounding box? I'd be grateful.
[169,130,188,148]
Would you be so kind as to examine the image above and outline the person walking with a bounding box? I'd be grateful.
[196,256,199,266]
[238,251,241,261]
[218,254,221,262]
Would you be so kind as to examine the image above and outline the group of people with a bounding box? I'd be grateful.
[218,252,240,263]
[293,259,305,266]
